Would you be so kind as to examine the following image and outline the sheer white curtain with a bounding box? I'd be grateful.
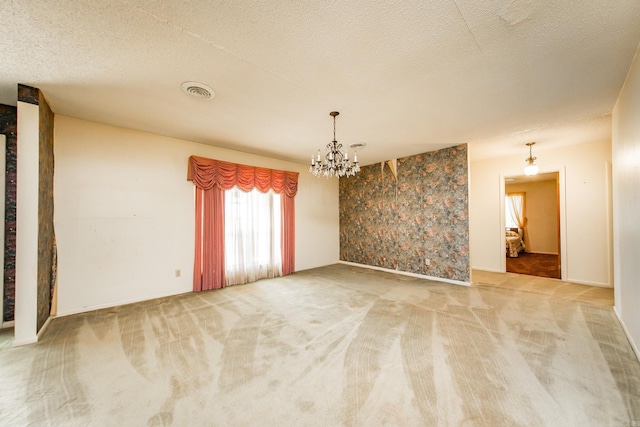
[506,192,528,249]
[506,193,525,229]
[224,187,282,286]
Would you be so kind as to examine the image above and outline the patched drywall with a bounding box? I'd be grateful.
[15,85,56,333]
[37,90,55,331]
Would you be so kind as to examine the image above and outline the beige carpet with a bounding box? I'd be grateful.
[0,327,13,351]
[0,264,638,426]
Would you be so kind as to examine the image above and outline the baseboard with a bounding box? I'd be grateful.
[12,335,37,347]
[339,261,471,286]
[564,278,612,288]
[37,316,53,340]
[1,320,15,329]
[472,268,611,288]
[471,267,505,273]
[613,306,640,363]
[56,288,191,317]
[527,251,559,255]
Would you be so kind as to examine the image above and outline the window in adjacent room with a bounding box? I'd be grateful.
[505,192,525,229]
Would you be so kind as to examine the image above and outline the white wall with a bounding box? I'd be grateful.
[612,45,640,358]
[14,102,39,345]
[470,140,612,287]
[54,115,339,316]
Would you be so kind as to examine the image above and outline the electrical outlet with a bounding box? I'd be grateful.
[424,258,430,266]
[175,269,181,278]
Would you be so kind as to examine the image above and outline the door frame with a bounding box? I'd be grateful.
[499,167,567,280]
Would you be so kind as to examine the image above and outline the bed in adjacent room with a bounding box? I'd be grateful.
[506,228,525,257]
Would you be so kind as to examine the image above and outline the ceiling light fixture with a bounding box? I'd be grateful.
[524,142,539,176]
[309,111,361,178]
[181,81,215,100]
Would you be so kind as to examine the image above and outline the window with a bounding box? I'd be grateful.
[189,155,297,291]
[505,193,524,229]
[224,187,282,286]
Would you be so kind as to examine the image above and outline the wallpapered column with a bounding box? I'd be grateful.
[17,84,56,331]
[0,104,17,322]
[339,144,470,282]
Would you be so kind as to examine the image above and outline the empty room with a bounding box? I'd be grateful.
[1,1,640,426]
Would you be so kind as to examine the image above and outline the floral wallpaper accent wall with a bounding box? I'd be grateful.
[339,144,470,282]
[0,104,17,322]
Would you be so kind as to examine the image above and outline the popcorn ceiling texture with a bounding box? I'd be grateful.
[2,2,640,165]
[339,144,470,282]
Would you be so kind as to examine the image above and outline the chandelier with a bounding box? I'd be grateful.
[309,111,361,178]
[524,142,539,176]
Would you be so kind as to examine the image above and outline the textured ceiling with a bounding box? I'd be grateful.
[1,0,640,165]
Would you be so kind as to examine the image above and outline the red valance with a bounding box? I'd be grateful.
[188,155,299,197]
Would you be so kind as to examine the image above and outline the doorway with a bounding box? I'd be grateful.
[503,172,562,279]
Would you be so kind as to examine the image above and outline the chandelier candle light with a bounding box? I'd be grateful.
[309,111,361,178]
[524,142,539,176]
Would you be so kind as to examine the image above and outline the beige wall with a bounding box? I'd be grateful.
[470,140,612,287]
[612,43,640,358]
[54,115,339,316]
[506,179,558,254]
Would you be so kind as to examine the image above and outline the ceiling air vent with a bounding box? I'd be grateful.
[349,143,367,149]
[181,81,215,100]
